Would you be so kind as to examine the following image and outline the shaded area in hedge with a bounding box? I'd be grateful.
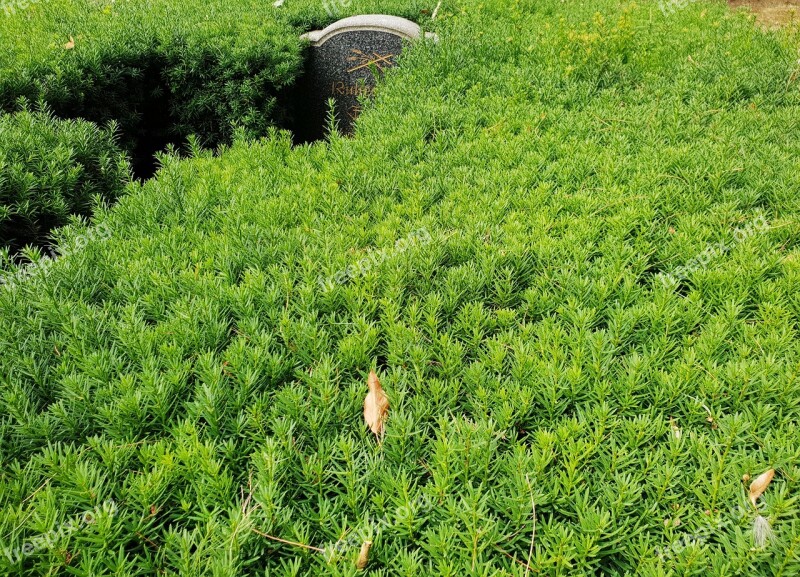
[0,107,130,254]
[0,6,311,251]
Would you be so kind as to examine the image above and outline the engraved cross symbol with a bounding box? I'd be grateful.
[347,105,363,120]
[346,49,396,73]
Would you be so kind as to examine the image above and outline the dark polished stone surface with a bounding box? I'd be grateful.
[298,15,434,140]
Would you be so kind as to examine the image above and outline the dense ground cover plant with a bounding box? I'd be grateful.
[0,0,308,250]
[0,0,430,246]
[0,107,129,253]
[1,0,800,575]
[0,0,305,161]
[0,0,434,147]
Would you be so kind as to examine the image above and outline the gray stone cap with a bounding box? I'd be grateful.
[301,15,438,45]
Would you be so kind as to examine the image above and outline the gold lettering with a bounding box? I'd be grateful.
[331,82,376,97]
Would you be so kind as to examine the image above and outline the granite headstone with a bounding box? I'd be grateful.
[300,15,436,138]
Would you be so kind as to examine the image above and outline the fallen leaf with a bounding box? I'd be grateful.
[64,36,75,50]
[364,371,388,439]
[749,468,775,507]
[356,540,372,570]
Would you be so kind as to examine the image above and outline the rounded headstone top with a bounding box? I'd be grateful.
[301,15,437,45]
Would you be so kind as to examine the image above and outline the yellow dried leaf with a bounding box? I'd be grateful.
[356,540,372,570]
[749,468,775,507]
[669,418,681,439]
[64,36,75,50]
[363,371,388,439]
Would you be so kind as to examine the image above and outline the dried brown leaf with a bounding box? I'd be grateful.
[356,540,372,570]
[64,36,75,50]
[749,468,775,507]
[363,371,389,439]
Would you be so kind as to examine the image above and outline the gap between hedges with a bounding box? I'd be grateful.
[0,15,312,251]
[2,47,307,180]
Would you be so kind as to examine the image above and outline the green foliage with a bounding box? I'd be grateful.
[0,106,129,252]
[0,0,305,150]
[1,0,800,576]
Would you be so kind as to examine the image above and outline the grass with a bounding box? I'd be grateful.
[1,0,800,575]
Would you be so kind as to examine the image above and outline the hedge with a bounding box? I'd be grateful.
[0,0,437,151]
[0,107,129,253]
[0,0,432,252]
[0,0,305,155]
[1,0,800,575]
[0,0,307,250]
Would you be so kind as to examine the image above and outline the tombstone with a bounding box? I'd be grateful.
[298,15,436,140]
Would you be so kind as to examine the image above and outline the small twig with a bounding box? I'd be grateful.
[232,471,262,548]
[240,471,256,516]
[22,479,50,504]
[689,395,714,419]
[136,531,158,549]
[498,550,534,571]
[432,0,442,19]
[524,475,536,577]
[0,479,51,543]
[251,528,326,553]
